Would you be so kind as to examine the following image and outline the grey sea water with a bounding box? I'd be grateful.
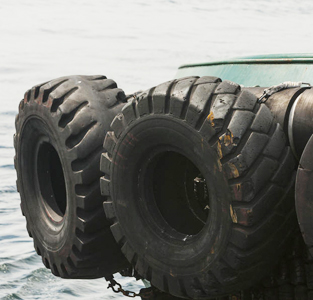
[1,0,313,298]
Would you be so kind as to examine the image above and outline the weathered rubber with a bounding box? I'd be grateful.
[234,233,313,300]
[14,75,129,279]
[296,134,313,258]
[141,234,313,300]
[101,76,296,298]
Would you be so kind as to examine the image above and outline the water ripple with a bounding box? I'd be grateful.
[0,111,17,116]
[0,187,17,194]
[0,165,14,169]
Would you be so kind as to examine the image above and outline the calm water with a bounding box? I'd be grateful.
[1,0,313,298]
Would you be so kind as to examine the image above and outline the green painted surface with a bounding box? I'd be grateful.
[176,54,313,87]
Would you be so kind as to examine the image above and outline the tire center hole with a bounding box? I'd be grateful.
[149,151,209,236]
[37,142,67,221]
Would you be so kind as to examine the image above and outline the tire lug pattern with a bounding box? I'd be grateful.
[101,77,297,298]
[14,75,129,279]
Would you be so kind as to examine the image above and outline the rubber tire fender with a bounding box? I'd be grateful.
[14,75,129,279]
[101,76,296,298]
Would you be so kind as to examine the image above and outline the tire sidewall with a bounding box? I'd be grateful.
[111,115,233,275]
[17,101,76,252]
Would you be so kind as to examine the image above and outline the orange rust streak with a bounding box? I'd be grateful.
[207,111,215,126]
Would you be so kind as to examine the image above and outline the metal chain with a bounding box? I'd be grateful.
[107,278,154,298]
[107,278,139,297]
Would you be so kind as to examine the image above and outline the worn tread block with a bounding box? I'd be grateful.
[23,89,31,102]
[38,78,68,104]
[233,90,257,111]
[189,83,217,112]
[223,246,247,270]
[169,77,197,117]
[75,229,107,254]
[110,222,124,244]
[219,130,238,157]
[184,278,206,299]
[211,94,237,120]
[214,80,240,94]
[226,132,269,178]
[136,91,150,116]
[76,190,102,211]
[152,80,174,114]
[230,213,285,251]
[185,83,217,127]
[103,131,117,156]
[247,156,277,194]
[195,76,221,84]
[223,131,268,160]
[121,241,136,263]
[55,90,86,116]
[236,157,278,202]
[263,124,286,159]
[111,113,126,138]
[99,88,126,108]
[250,104,273,133]
[210,94,237,132]
[81,210,109,233]
[70,126,102,161]
[49,82,77,109]
[150,270,165,292]
[103,201,115,220]
[88,78,117,92]
[227,110,255,144]
[233,185,282,226]
[271,148,296,186]
[122,101,137,125]
[210,261,238,285]
[51,87,80,113]
[135,257,149,280]
[199,119,216,141]
[74,156,103,186]
[84,75,107,81]
[66,109,95,136]
[100,177,110,196]
[167,276,185,298]
[100,153,111,175]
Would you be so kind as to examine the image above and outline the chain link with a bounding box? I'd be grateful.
[107,278,153,298]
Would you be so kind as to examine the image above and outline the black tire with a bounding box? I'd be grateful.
[242,232,313,300]
[100,76,296,298]
[14,75,129,279]
[140,234,313,300]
